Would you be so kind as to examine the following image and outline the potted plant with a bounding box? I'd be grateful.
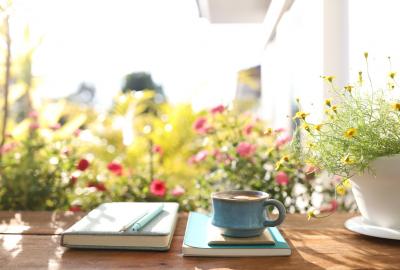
[294,53,400,230]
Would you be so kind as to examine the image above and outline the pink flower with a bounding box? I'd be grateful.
[236,142,256,158]
[107,162,123,176]
[243,124,254,135]
[49,123,61,130]
[304,164,319,175]
[210,104,225,114]
[29,122,40,130]
[73,129,81,137]
[171,185,185,197]
[28,111,39,119]
[61,147,70,156]
[275,134,292,148]
[152,145,164,156]
[213,149,232,164]
[276,171,289,185]
[189,150,208,164]
[193,117,208,134]
[274,127,286,133]
[320,200,338,213]
[0,142,17,154]
[150,179,167,197]
[77,159,90,171]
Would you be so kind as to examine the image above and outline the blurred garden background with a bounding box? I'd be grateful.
[0,0,399,213]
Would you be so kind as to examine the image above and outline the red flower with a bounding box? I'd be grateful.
[150,179,167,197]
[77,159,90,171]
[88,182,106,192]
[70,175,78,186]
[276,171,289,185]
[107,161,123,176]
[193,117,208,134]
[69,205,82,212]
[236,142,256,158]
[210,104,225,114]
[152,145,164,156]
[171,185,185,197]
[243,124,254,135]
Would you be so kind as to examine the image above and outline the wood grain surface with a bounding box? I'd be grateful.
[0,212,399,270]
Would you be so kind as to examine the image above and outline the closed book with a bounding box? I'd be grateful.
[182,212,291,257]
[61,202,179,250]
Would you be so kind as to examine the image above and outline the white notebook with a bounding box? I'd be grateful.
[61,202,179,250]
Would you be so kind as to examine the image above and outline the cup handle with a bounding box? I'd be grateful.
[263,199,286,227]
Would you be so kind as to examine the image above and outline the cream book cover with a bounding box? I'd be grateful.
[61,202,179,250]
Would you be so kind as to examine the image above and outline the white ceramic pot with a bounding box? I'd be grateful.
[351,155,400,229]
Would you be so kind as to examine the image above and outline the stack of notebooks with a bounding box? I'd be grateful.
[61,203,291,256]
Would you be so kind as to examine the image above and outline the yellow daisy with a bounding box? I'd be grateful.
[341,154,355,165]
[336,184,346,196]
[324,99,332,107]
[392,103,400,111]
[344,85,353,93]
[344,127,357,138]
[293,111,309,120]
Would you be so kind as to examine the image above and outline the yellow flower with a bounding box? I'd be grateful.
[315,124,322,131]
[358,71,363,85]
[307,142,315,148]
[344,127,357,138]
[331,105,337,113]
[344,85,353,93]
[336,184,346,196]
[324,99,332,107]
[281,155,289,162]
[342,178,351,188]
[364,52,369,59]
[264,128,273,135]
[293,111,309,120]
[307,209,316,220]
[389,71,396,79]
[341,154,354,165]
[392,103,400,111]
[323,76,335,83]
[303,123,311,132]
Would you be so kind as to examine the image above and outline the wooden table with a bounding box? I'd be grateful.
[0,212,399,270]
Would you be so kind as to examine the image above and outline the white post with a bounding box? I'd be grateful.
[323,0,349,96]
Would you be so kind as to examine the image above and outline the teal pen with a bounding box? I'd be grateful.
[131,203,164,231]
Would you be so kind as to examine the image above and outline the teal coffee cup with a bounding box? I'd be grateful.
[211,190,286,237]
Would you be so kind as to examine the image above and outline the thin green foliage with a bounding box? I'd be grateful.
[293,55,400,178]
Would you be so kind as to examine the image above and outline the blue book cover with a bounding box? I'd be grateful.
[182,212,291,257]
